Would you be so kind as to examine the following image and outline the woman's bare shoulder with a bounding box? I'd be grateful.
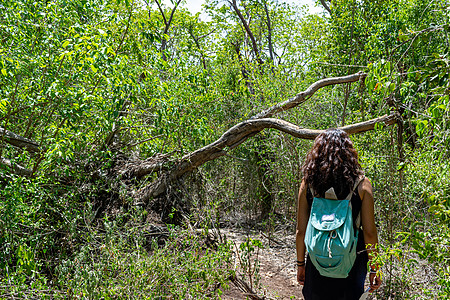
[358,176,373,198]
[299,178,307,195]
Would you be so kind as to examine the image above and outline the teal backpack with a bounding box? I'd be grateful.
[304,176,363,278]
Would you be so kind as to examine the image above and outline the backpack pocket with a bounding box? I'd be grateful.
[309,198,350,231]
[314,254,343,268]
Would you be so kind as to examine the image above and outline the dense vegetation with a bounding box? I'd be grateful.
[1,0,449,298]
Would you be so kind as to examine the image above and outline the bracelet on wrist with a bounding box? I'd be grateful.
[296,260,305,267]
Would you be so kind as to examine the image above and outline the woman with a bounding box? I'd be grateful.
[296,129,381,300]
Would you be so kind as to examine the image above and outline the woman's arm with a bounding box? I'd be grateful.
[359,177,382,292]
[296,179,310,285]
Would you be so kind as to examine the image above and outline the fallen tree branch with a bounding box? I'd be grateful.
[139,112,398,200]
[0,157,33,177]
[251,72,366,119]
[116,152,173,179]
[134,72,404,204]
[0,127,41,153]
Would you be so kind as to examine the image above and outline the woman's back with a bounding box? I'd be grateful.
[296,129,381,300]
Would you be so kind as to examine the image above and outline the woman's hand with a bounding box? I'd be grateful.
[369,272,381,292]
[297,265,306,285]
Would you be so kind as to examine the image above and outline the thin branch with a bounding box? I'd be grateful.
[341,82,351,126]
[391,25,445,61]
[127,134,163,150]
[197,29,217,40]
[312,62,367,68]
[187,26,208,70]
[0,102,50,122]
[155,0,181,61]
[229,0,264,65]
[154,0,168,27]
[229,274,264,300]
[103,93,133,149]
[262,0,275,62]
[320,0,331,14]
[165,0,182,35]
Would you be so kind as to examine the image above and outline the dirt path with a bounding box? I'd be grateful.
[220,228,303,300]
[217,226,436,300]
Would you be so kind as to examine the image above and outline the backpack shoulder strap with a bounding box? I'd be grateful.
[351,175,365,228]
[344,175,365,200]
[310,186,339,200]
[309,186,316,199]
[310,175,365,201]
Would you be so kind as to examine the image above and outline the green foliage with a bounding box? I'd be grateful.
[54,225,233,299]
[0,174,77,298]
[235,238,263,290]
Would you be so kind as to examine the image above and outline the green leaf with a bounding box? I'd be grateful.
[1,69,6,76]
[389,82,395,92]
[385,61,392,73]
[0,99,8,112]
[432,107,441,119]
[90,65,98,73]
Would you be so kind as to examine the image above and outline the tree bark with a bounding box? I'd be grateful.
[0,157,33,177]
[251,72,366,119]
[138,112,398,200]
[0,127,41,153]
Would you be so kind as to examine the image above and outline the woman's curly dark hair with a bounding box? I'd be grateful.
[302,128,364,198]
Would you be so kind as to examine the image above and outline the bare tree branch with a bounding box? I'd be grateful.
[0,157,33,177]
[166,0,182,33]
[262,0,275,62]
[0,127,41,153]
[135,72,397,202]
[127,134,164,150]
[251,72,367,119]
[139,112,398,200]
[229,274,264,300]
[186,26,208,70]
